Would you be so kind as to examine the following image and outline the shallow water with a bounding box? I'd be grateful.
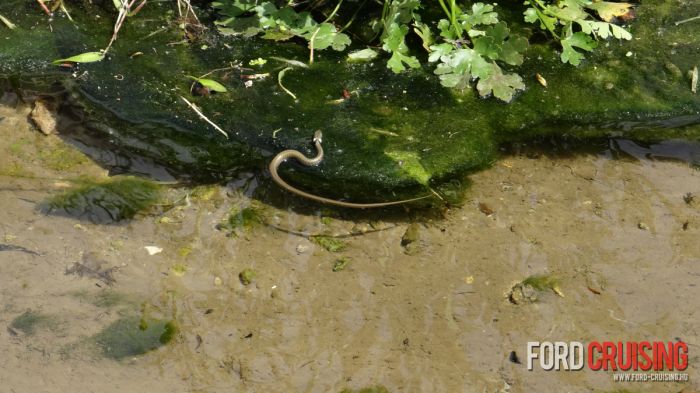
[1,104,699,392]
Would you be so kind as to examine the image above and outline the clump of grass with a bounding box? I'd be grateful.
[239,268,256,285]
[332,257,350,272]
[93,316,177,360]
[312,236,346,252]
[44,176,162,223]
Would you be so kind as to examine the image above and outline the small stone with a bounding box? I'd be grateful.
[637,222,650,231]
[478,202,495,216]
[295,244,309,254]
[144,246,163,255]
[401,223,420,247]
[214,276,222,286]
[30,100,57,135]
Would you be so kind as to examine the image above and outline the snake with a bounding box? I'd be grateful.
[269,131,432,208]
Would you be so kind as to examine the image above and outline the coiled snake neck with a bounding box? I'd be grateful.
[268,131,431,208]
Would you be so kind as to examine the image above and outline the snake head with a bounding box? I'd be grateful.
[313,130,323,144]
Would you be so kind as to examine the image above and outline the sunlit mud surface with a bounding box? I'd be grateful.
[1,105,699,392]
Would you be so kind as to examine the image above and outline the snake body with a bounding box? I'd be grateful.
[269,131,431,208]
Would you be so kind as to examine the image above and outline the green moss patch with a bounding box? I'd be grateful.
[93,316,177,360]
[312,236,347,252]
[217,205,266,234]
[10,310,58,335]
[44,176,162,223]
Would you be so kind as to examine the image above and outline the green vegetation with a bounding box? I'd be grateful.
[312,236,347,252]
[211,0,635,102]
[521,274,560,292]
[93,316,177,360]
[10,310,57,335]
[332,257,350,272]
[1,0,699,204]
[217,204,266,233]
[238,268,256,285]
[44,176,162,223]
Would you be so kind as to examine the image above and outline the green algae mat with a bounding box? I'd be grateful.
[1,0,699,203]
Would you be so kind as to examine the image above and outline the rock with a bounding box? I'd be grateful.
[401,223,423,255]
[30,100,57,135]
[509,283,538,305]
[401,223,420,247]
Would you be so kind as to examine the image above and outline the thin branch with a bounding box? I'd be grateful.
[180,96,229,139]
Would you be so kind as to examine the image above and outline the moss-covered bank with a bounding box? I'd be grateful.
[1,0,699,202]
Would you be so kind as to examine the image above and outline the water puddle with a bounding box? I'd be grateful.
[1,104,698,392]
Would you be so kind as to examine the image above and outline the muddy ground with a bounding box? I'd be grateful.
[0,104,698,392]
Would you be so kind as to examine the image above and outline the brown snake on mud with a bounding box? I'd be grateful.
[269,131,431,208]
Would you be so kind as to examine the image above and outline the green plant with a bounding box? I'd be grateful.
[211,0,635,102]
[524,0,633,65]
[212,0,350,51]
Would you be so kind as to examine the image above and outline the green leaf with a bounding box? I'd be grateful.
[546,0,588,22]
[459,3,499,30]
[304,23,350,51]
[560,32,597,66]
[383,0,421,26]
[524,6,558,34]
[437,19,456,40]
[186,76,228,93]
[473,22,528,66]
[52,52,105,65]
[382,22,420,73]
[609,24,632,40]
[387,51,420,73]
[212,0,257,18]
[475,63,525,102]
[576,20,629,40]
[438,72,471,90]
[586,1,634,22]
[413,21,433,52]
[428,43,453,63]
[347,48,379,63]
[437,48,491,80]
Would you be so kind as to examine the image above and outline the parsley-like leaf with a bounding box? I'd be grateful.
[560,31,597,65]
[476,63,525,102]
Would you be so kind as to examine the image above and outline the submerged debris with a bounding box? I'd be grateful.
[684,192,695,206]
[217,204,266,235]
[0,243,40,256]
[400,223,423,255]
[509,274,563,304]
[65,252,118,286]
